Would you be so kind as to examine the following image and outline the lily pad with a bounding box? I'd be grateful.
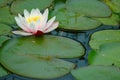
[0,35,84,58]
[0,7,15,24]
[0,36,10,47]
[50,3,101,31]
[0,0,13,7]
[10,0,54,15]
[66,0,111,17]
[88,42,120,67]
[71,66,120,80]
[95,14,120,26]
[0,35,84,79]
[0,56,75,79]
[0,23,12,36]
[0,65,8,77]
[89,30,120,50]
[103,0,120,13]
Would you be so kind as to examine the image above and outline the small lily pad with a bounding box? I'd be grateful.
[88,42,120,67]
[0,23,12,36]
[95,14,120,26]
[0,65,8,77]
[50,3,101,31]
[71,66,120,80]
[66,0,111,17]
[89,30,120,50]
[0,35,84,79]
[10,0,54,15]
[0,7,15,24]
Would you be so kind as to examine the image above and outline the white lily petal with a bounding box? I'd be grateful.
[12,31,33,36]
[15,17,30,32]
[43,8,48,22]
[29,22,38,33]
[43,22,59,33]
[43,16,56,31]
[43,8,49,22]
[36,19,41,28]
[38,9,49,30]
[24,9,30,19]
[17,16,33,33]
[31,9,36,16]
[18,14,23,19]
[18,14,35,33]
[36,8,42,17]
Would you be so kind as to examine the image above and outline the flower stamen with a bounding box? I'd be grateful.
[27,16,40,23]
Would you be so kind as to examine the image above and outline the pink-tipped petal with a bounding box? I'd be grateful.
[18,14,35,33]
[29,22,38,33]
[43,8,49,22]
[38,9,49,31]
[43,22,59,33]
[43,16,56,31]
[15,17,30,32]
[39,8,49,29]
[12,31,33,36]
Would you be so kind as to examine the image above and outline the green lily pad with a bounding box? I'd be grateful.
[0,23,12,36]
[10,0,54,15]
[0,7,15,24]
[71,66,120,80]
[88,42,120,67]
[95,14,120,26]
[66,0,111,17]
[0,35,84,58]
[0,36,10,47]
[0,35,80,79]
[89,30,120,50]
[0,56,75,79]
[0,65,8,77]
[0,0,13,7]
[50,3,101,31]
[103,0,120,13]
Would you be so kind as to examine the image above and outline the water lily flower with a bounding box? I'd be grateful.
[12,8,59,36]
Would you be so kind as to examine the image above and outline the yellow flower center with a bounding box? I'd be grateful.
[26,16,40,23]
